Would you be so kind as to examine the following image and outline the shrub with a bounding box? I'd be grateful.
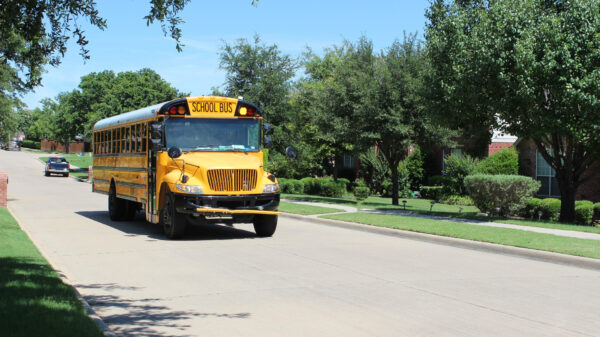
[420,186,444,201]
[427,175,458,198]
[521,197,544,218]
[441,195,474,206]
[405,146,424,190]
[337,178,351,192]
[321,180,346,198]
[359,149,389,195]
[474,147,519,175]
[444,154,478,195]
[279,179,304,194]
[22,140,41,149]
[540,198,561,221]
[300,177,322,195]
[575,204,594,225]
[594,203,600,221]
[464,174,540,216]
[353,186,370,202]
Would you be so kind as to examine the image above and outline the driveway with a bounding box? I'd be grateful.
[2,150,600,337]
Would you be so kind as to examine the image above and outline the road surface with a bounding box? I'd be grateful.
[2,150,600,337]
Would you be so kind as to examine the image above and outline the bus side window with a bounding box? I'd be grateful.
[142,123,147,152]
[125,126,130,152]
[137,124,142,152]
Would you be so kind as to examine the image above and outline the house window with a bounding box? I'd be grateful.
[343,154,355,169]
[442,148,463,172]
[536,150,560,197]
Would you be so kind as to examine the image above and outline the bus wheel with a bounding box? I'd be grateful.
[123,201,137,221]
[108,184,126,221]
[253,215,277,237]
[161,193,186,239]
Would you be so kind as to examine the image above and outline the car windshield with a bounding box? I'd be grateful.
[165,118,260,152]
[49,158,66,163]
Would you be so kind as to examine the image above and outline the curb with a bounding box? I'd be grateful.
[280,213,600,271]
[7,207,118,337]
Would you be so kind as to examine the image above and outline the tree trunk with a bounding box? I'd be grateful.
[390,163,399,206]
[556,168,577,223]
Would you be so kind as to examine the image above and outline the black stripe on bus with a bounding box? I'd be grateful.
[116,181,146,189]
[117,194,138,202]
[94,178,110,184]
[93,166,147,172]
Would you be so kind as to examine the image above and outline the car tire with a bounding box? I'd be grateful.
[253,215,278,237]
[44,171,49,177]
[108,184,126,221]
[160,192,186,239]
[64,173,69,177]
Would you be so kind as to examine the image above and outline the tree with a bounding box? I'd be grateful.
[313,35,449,205]
[50,68,185,141]
[218,35,298,171]
[426,0,600,222]
[0,0,258,95]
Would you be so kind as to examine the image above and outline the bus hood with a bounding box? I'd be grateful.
[180,151,263,170]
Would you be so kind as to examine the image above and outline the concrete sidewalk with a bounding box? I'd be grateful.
[282,199,600,241]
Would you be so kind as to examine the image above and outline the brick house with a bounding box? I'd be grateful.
[515,138,600,202]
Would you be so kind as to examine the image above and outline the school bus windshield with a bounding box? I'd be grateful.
[165,118,260,152]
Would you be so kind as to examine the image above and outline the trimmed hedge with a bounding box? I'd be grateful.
[474,147,519,175]
[540,198,561,221]
[353,186,370,202]
[464,174,540,216]
[279,178,304,194]
[420,186,444,201]
[22,140,41,149]
[441,195,475,206]
[575,204,594,225]
[595,203,600,221]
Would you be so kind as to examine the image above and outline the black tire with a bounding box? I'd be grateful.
[160,192,187,239]
[44,171,49,177]
[64,173,69,177]
[253,215,278,237]
[108,184,126,221]
[123,200,138,221]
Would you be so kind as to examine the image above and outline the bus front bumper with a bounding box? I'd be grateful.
[174,193,280,216]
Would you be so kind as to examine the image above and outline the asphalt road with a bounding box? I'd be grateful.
[2,150,600,337]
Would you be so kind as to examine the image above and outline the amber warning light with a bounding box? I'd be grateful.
[235,102,259,117]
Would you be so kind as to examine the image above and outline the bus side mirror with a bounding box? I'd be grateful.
[263,136,273,149]
[263,123,273,136]
[286,146,297,159]
[150,123,163,152]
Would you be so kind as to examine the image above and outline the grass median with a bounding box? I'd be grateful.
[279,201,345,215]
[321,212,600,259]
[0,208,104,337]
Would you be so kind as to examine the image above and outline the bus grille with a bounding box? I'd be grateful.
[207,169,257,192]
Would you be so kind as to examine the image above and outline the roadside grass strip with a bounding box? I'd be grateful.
[321,212,600,259]
[279,201,345,215]
[0,208,104,337]
[494,219,600,235]
[39,155,93,170]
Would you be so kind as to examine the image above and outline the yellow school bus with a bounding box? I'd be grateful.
[92,96,286,239]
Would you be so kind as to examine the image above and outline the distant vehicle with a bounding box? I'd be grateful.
[45,157,70,177]
[7,139,19,151]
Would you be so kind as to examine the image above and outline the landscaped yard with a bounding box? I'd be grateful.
[278,201,345,215]
[321,212,600,259]
[0,208,104,337]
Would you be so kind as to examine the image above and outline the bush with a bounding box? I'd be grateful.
[427,175,458,198]
[474,147,519,175]
[337,178,351,192]
[353,186,370,202]
[575,204,594,225]
[441,195,475,206]
[359,149,389,195]
[321,180,346,198]
[405,146,424,190]
[279,178,304,194]
[22,140,41,149]
[540,198,561,221]
[300,177,322,195]
[444,154,478,195]
[420,186,444,201]
[464,174,541,216]
[594,203,600,221]
[521,197,544,218]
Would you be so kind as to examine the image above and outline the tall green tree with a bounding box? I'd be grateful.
[314,35,448,205]
[218,35,298,166]
[426,0,600,222]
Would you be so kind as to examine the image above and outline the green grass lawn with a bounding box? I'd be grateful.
[279,201,345,215]
[322,212,600,259]
[0,208,104,337]
[496,218,600,234]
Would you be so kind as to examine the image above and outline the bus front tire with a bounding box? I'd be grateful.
[108,185,126,221]
[253,215,277,237]
[161,192,186,239]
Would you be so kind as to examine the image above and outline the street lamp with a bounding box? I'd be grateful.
[402,200,407,210]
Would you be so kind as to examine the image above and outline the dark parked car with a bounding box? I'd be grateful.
[45,157,70,177]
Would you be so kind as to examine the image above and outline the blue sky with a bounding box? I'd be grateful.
[23,0,431,108]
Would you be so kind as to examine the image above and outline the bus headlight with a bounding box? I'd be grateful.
[263,183,279,193]
[175,184,203,194]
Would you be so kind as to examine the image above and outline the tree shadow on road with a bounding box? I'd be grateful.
[76,283,251,337]
[75,211,259,241]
